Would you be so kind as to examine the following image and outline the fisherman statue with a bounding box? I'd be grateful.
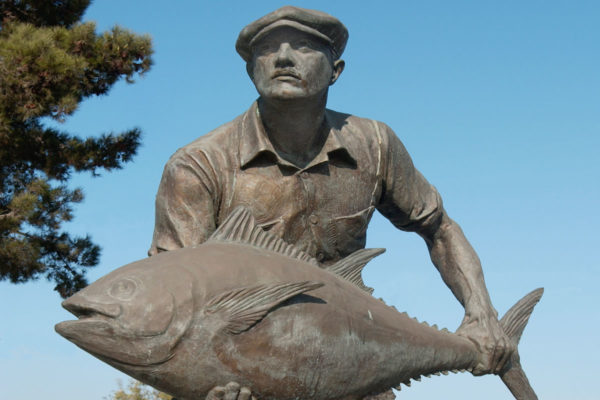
[57,6,542,400]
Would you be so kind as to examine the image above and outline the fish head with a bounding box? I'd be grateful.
[55,257,194,367]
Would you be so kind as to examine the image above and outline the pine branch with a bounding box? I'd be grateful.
[0,0,152,297]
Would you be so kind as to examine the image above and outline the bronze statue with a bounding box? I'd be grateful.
[57,5,542,399]
[56,208,542,399]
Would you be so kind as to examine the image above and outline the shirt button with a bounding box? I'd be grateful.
[317,252,325,262]
[300,171,309,178]
[309,215,319,225]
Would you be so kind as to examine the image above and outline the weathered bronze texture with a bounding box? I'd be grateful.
[150,3,516,381]
[57,5,543,399]
[149,101,440,265]
[56,209,543,400]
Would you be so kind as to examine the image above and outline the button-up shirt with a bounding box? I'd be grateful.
[149,102,442,265]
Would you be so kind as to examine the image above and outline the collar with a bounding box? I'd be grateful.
[239,102,356,170]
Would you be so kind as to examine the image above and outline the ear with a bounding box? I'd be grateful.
[246,62,254,81]
[330,59,345,86]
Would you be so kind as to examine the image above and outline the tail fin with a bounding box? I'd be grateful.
[498,288,544,400]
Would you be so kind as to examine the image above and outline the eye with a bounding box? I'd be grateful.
[295,39,313,51]
[254,42,276,56]
[109,277,138,300]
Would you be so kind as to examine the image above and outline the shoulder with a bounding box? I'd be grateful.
[325,108,402,153]
[164,111,246,173]
[177,114,244,159]
[329,108,397,135]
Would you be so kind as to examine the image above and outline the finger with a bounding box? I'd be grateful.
[472,347,492,376]
[488,342,499,374]
[238,387,251,400]
[490,338,507,373]
[494,339,512,374]
[206,386,226,400]
[224,382,241,400]
[471,362,486,376]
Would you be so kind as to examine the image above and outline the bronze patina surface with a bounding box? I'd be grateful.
[149,101,440,265]
[57,209,542,400]
[57,5,543,399]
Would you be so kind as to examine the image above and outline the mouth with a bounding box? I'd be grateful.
[62,298,122,320]
[56,300,120,339]
[272,70,301,80]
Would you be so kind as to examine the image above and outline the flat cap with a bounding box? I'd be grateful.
[236,6,349,62]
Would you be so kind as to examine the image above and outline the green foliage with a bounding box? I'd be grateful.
[0,0,153,297]
[0,0,91,28]
[107,380,173,400]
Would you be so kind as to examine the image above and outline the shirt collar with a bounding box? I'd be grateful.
[239,102,356,170]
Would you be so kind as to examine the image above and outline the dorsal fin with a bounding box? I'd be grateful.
[326,248,385,294]
[209,207,318,266]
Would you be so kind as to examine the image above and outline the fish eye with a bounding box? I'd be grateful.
[109,277,138,300]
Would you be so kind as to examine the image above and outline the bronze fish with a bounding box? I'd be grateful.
[56,208,542,400]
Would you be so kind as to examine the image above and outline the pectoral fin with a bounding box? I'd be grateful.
[206,281,324,334]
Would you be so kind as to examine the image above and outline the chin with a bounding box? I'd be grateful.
[275,92,308,100]
[256,82,310,100]
[262,89,316,101]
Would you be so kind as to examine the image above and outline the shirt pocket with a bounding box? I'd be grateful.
[327,206,375,258]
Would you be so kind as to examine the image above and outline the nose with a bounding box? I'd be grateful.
[274,42,295,67]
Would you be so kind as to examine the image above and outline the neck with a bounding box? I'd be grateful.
[258,93,328,168]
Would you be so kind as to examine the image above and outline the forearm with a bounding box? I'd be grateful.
[421,211,497,319]
[377,124,511,373]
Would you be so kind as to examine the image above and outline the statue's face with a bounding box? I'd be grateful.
[248,27,341,100]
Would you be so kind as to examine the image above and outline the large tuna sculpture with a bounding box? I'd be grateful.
[56,207,542,400]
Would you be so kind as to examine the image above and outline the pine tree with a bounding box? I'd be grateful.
[107,380,173,400]
[0,0,153,297]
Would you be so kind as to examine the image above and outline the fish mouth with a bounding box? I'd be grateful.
[55,298,122,341]
[55,298,124,363]
[62,298,122,320]
[55,317,112,336]
[56,298,120,339]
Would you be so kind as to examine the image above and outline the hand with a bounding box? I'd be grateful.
[456,309,515,375]
[205,382,256,400]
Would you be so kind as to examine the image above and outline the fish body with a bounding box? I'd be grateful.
[56,208,542,400]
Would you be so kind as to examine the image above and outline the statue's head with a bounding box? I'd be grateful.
[236,6,348,101]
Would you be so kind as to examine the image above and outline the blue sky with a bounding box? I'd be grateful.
[1,1,598,399]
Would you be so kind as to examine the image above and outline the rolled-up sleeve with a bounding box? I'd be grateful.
[376,123,443,233]
[148,149,220,256]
